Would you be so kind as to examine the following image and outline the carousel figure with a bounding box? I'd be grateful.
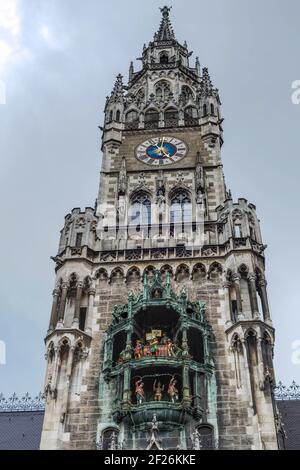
[149,336,159,357]
[153,379,165,401]
[134,340,143,360]
[135,378,145,405]
[167,377,179,403]
[161,332,169,345]
[166,338,176,357]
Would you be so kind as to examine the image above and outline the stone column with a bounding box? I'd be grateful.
[241,339,253,408]
[57,282,69,327]
[203,331,210,363]
[48,289,59,333]
[122,366,131,406]
[182,362,191,405]
[257,337,266,390]
[72,281,84,328]
[233,273,243,319]
[248,272,260,319]
[223,280,233,324]
[259,279,271,323]
[181,327,189,357]
[85,288,96,335]
[193,372,202,416]
[60,345,75,423]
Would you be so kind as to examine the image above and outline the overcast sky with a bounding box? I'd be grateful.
[0,0,300,396]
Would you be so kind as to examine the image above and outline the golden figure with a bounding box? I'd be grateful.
[134,340,143,360]
[153,379,165,401]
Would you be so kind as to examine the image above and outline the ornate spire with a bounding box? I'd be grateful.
[154,6,175,41]
[201,67,214,96]
[110,74,124,103]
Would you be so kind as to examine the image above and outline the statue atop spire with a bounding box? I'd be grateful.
[154,6,175,41]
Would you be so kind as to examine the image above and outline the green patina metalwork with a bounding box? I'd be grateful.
[102,270,216,428]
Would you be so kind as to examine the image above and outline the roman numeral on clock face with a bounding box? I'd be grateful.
[135,136,187,166]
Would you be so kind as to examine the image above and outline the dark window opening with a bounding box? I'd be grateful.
[79,307,87,331]
[187,329,204,363]
[164,108,179,122]
[145,109,159,123]
[231,300,238,322]
[75,233,83,248]
[160,52,169,64]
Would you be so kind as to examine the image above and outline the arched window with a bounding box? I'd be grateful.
[181,85,194,104]
[130,193,151,226]
[116,110,121,122]
[164,107,179,127]
[155,80,171,103]
[170,190,192,234]
[210,103,215,115]
[125,110,139,123]
[196,425,215,450]
[184,106,198,119]
[145,109,159,127]
[203,104,207,117]
[159,51,169,64]
[109,110,113,122]
[99,428,120,450]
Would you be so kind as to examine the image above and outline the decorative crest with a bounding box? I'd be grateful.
[274,381,300,400]
[0,392,45,412]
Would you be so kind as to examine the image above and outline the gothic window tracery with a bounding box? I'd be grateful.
[145,108,159,126]
[130,192,151,226]
[126,110,139,123]
[181,85,194,104]
[159,51,169,64]
[155,80,171,103]
[170,190,192,235]
[184,106,198,120]
[164,107,179,125]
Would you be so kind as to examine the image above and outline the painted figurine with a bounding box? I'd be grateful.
[150,337,159,357]
[166,338,175,356]
[134,340,143,360]
[153,379,164,401]
[168,377,179,403]
[135,379,145,405]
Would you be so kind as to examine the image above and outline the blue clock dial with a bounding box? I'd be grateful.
[146,142,177,160]
[136,137,187,166]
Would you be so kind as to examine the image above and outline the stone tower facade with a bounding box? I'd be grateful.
[40,7,279,450]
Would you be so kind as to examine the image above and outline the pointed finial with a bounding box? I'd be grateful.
[160,5,172,17]
[129,61,134,81]
[195,57,201,77]
[154,5,175,41]
[110,74,124,103]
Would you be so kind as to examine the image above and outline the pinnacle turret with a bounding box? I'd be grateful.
[109,74,124,103]
[154,6,175,41]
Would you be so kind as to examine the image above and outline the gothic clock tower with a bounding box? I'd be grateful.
[40,7,280,450]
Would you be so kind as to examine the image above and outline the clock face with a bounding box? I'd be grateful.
[135,137,188,166]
